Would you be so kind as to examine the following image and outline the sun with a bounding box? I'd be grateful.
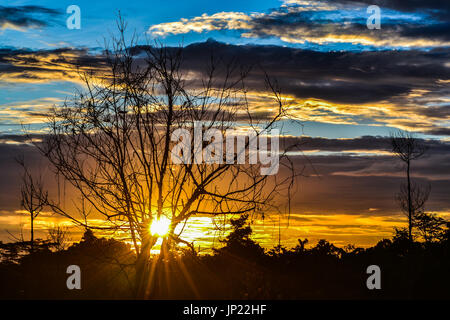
[150,216,171,236]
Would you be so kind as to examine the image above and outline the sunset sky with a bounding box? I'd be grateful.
[0,0,449,249]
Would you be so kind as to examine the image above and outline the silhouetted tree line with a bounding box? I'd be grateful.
[1,214,450,299]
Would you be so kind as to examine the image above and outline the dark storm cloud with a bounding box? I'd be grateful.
[307,0,449,30]
[2,42,448,104]
[3,133,449,155]
[0,47,102,66]
[1,134,449,216]
[238,5,450,47]
[0,140,43,211]
[302,152,450,179]
[178,41,449,104]
[399,22,450,42]
[343,0,450,20]
[425,128,450,136]
[416,105,450,119]
[0,134,46,144]
[283,146,450,214]
[0,47,106,81]
[0,5,61,29]
[281,135,450,154]
[247,15,450,46]
[1,42,448,135]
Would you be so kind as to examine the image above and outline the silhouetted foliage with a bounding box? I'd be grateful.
[414,212,447,243]
[213,214,265,259]
[1,220,449,299]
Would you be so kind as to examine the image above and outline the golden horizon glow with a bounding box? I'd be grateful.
[150,216,171,237]
[4,210,450,252]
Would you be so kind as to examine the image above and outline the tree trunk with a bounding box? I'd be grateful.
[30,213,34,253]
[155,237,171,298]
[407,160,413,241]
[134,235,154,298]
[134,234,172,298]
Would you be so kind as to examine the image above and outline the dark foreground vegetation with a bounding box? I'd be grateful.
[1,215,450,300]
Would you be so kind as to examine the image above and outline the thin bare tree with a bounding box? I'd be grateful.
[27,19,300,297]
[17,157,48,253]
[391,130,428,241]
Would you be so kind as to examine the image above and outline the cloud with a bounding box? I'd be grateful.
[282,135,450,154]
[173,41,450,135]
[0,97,63,126]
[149,12,254,37]
[2,43,448,104]
[147,0,450,48]
[0,134,448,239]
[0,47,105,83]
[175,41,450,101]
[0,5,61,31]
[1,41,448,136]
[341,0,450,20]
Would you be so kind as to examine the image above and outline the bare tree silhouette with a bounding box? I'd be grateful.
[17,156,48,253]
[25,19,300,297]
[391,130,428,241]
[396,182,430,221]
